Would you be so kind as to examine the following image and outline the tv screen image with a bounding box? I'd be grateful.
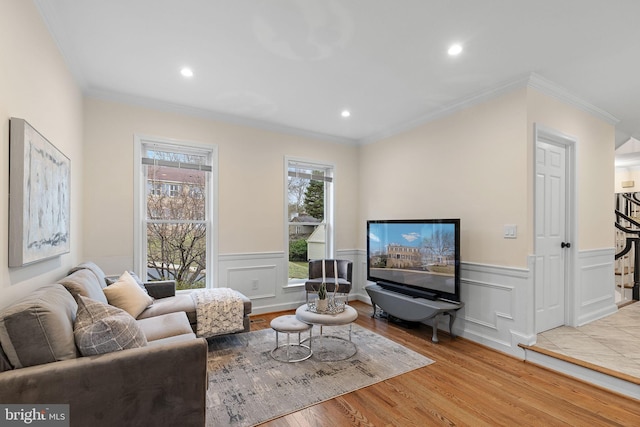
[367,219,460,302]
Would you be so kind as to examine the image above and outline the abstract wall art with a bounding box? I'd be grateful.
[9,118,70,267]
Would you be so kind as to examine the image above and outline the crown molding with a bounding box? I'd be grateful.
[85,88,359,146]
[34,0,88,90]
[357,74,531,145]
[84,72,619,148]
[359,72,620,145]
[527,73,619,126]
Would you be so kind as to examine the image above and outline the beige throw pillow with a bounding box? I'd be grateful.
[103,271,153,318]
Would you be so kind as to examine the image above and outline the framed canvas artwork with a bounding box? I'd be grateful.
[9,118,71,267]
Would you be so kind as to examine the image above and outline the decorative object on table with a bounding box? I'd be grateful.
[316,280,328,311]
[305,259,353,308]
[308,259,345,314]
[8,118,71,267]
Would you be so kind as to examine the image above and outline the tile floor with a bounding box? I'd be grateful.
[535,301,640,379]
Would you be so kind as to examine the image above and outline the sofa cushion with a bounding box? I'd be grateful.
[103,271,154,318]
[147,333,197,347]
[0,345,12,372]
[0,284,78,369]
[136,293,196,324]
[74,296,147,356]
[59,268,108,304]
[68,261,109,287]
[137,312,193,341]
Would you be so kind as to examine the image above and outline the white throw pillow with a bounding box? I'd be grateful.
[103,271,154,318]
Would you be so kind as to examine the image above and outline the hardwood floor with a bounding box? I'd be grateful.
[249,301,640,427]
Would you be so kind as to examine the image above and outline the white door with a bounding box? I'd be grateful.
[535,140,568,332]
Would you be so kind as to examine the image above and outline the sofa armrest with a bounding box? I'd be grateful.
[0,338,208,427]
[144,280,176,299]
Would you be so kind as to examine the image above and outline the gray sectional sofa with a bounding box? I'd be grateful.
[0,262,253,427]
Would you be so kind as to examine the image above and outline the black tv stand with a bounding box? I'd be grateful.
[365,284,464,343]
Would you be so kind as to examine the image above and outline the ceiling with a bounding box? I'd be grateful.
[34,0,640,146]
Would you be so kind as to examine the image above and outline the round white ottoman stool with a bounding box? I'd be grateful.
[295,304,358,361]
[270,315,313,362]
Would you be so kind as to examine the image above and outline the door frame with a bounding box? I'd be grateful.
[534,123,578,329]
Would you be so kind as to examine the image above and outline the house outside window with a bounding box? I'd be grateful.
[149,182,162,196]
[286,157,334,284]
[134,136,217,290]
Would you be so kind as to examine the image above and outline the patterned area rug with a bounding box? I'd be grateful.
[206,323,434,426]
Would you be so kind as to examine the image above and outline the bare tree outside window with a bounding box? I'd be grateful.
[288,176,307,219]
[421,227,455,274]
[144,148,209,289]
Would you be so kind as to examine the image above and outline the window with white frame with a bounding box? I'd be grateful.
[286,158,334,284]
[135,136,217,290]
[168,184,181,197]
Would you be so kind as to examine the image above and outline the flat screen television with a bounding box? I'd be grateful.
[367,219,461,302]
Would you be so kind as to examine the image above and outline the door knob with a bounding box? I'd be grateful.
[561,242,571,248]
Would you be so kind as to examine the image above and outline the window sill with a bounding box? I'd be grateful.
[282,282,305,292]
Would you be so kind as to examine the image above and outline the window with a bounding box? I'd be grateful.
[286,158,334,284]
[134,136,217,290]
[168,184,181,197]
[149,182,162,196]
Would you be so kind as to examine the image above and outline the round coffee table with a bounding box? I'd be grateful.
[295,304,358,361]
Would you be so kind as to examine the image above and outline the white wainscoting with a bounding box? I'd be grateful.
[456,249,617,357]
[456,260,535,358]
[575,248,617,326]
[218,252,294,314]
[351,250,536,358]
[218,250,361,315]
[219,249,617,359]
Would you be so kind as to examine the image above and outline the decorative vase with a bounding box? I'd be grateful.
[316,298,328,312]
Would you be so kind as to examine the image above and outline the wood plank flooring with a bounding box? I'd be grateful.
[249,301,640,427]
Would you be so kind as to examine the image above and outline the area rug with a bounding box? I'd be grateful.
[206,323,434,426]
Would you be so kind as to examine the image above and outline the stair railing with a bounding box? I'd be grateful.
[614,193,640,302]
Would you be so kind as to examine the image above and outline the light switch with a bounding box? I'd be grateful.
[504,224,517,239]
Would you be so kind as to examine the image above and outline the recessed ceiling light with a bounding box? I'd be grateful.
[341,110,351,118]
[180,67,194,78]
[448,44,463,56]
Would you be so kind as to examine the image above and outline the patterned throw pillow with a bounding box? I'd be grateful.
[74,296,147,356]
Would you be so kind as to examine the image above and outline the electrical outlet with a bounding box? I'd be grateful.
[251,279,259,290]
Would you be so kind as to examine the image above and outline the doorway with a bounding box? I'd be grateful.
[534,124,576,333]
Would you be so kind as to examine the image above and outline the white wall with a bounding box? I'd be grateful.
[82,97,360,312]
[526,89,616,328]
[526,89,614,251]
[614,167,640,193]
[0,0,83,299]
[358,86,615,356]
[0,1,618,352]
[359,88,529,267]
